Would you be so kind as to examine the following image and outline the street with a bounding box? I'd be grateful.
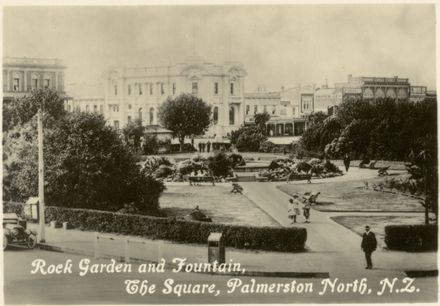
[4,248,437,304]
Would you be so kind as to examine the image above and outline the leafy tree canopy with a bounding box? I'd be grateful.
[158,94,211,151]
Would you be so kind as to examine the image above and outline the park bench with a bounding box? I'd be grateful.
[378,166,390,176]
[189,176,215,186]
[369,161,378,169]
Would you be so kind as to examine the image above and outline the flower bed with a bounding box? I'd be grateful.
[258,158,343,182]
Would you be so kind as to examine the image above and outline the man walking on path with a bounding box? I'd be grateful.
[343,153,351,172]
[361,225,377,269]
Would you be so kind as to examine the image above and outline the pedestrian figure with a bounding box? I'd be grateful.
[288,195,301,224]
[343,153,351,172]
[303,201,311,223]
[361,225,377,269]
[206,141,211,153]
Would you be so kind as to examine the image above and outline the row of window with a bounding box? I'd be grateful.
[245,105,278,116]
[114,81,237,97]
[12,77,51,92]
[70,104,104,113]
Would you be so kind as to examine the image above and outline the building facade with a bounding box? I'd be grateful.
[100,56,247,139]
[335,74,411,102]
[244,85,311,137]
[3,57,66,103]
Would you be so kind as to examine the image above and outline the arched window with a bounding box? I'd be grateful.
[229,106,235,125]
[149,107,154,125]
[213,107,219,124]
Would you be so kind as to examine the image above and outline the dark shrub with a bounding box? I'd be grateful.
[154,165,174,178]
[385,224,437,251]
[40,205,307,252]
[324,160,343,174]
[229,153,245,168]
[259,141,276,153]
[143,134,159,155]
[207,152,232,177]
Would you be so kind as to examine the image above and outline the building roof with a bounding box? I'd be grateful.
[244,91,281,99]
[3,57,66,69]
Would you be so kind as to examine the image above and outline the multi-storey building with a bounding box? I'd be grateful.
[314,85,337,113]
[335,74,411,102]
[99,55,246,139]
[244,85,312,137]
[3,57,66,103]
[409,86,427,102]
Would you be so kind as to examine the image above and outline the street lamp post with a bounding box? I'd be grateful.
[38,108,46,243]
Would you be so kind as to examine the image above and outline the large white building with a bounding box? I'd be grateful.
[3,57,66,103]
[98,55,247,139]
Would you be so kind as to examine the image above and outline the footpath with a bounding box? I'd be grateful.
[239,168,437,279]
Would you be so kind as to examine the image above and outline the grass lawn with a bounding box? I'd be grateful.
[331,215,426,247]
[277,175,423,212]
[160,184,280,227]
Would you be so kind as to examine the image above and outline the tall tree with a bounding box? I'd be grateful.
[122,118,145,151]
[3,89,66,132]
[158,94,211,152]
[254,112,270,134]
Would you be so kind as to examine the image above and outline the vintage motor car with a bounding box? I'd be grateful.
[3,213,37,250]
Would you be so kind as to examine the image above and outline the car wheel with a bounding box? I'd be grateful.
[3,234,8,251]
[26,235,37,249]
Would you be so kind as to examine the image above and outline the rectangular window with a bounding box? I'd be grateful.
[150,84,153,95]
[230,83,234,95]
[128,85,131,96]
[86,105,89,112]
[100,105,103,114]
[128,116,132,123]
[263,105,267,113]
[13,78,20,91]
[93,105,97,113]
[246,105,250,115]
[160,83,165,95]
[214,82,219,95]
[114,85,118,96]
[114,120,119,130]
[172,83,176,95]
[192,82,198,95]
[44,79,50,89]
[139,84,143,95]
[254,105,258,114]
[32,79,38,90]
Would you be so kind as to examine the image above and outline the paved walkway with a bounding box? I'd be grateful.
[239,168,436,277]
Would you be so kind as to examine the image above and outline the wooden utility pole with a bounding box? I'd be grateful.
[38,108,46,242]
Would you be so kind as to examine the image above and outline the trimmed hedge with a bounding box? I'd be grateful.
[4,202,307,252]
[385,224,437,252]
[44,206,306,252]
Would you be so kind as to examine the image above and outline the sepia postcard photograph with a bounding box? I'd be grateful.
[1,1,439,304]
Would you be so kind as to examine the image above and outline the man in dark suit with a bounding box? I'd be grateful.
[361,225,377,269]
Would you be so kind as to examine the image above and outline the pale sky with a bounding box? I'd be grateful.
[3,4,437,92]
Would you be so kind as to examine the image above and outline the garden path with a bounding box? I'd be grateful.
[240,168,436,277]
